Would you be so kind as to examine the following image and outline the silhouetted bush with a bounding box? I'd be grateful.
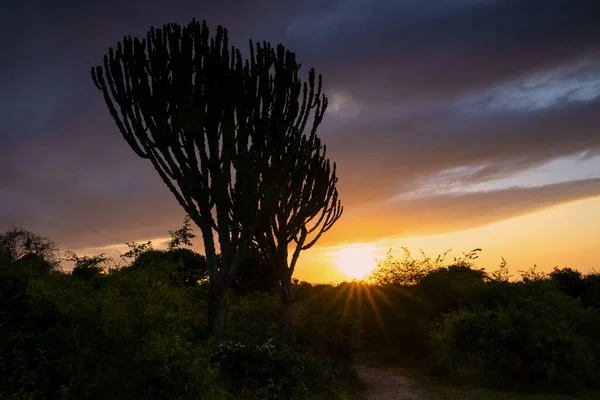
[0,258,226,399]
[430,287,600,393]
[212,338,347,399]
[296,301,361,366]
[582,273,600,309]
[225,291,281,344]
[549,266,586,299]
[0,227,59,265]
[414,264,487,316]
[130,248,208,287]
[11,252,56,276]
[230,250,279,295]
[359,249,600,397]
[0,249,361,399]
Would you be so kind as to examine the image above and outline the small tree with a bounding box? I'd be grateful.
[0,227,58,266]
[518,265,548,283]
[91,19,325,339]
[488,257,512,282]
[120,241,154,261]
[549,267,585,299]
[369,247,449,286]
[65,251,112,280]
[168,215,196,251]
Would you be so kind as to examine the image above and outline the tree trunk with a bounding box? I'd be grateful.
[208,284,226,342]
[280,281,296,346]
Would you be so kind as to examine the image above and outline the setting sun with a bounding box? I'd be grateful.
[331,244,380,280]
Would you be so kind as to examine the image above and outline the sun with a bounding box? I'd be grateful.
[331,244,379,280]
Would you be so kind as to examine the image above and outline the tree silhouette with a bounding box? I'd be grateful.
[167,215,196,251]
[229,244,279,295]
[254,126,342,344]
[0,227,58,266]
[65,251,111,280]
[91,19,325,339]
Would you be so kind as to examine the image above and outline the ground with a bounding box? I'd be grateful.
[358,365,423,400]
[356,364,598,400]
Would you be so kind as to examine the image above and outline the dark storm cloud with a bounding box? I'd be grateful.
[1,0,600,250]
[284,0,600,105]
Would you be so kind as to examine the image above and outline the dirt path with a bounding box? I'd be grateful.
[357,365,423,400]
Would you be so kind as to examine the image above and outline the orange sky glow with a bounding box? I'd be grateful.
[72,195,600,283]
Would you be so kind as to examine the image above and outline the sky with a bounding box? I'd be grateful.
[2,0,600,282]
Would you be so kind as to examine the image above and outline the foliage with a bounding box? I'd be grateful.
[518,264,548,282]
[5,226,600,398]
[488,257,512,282]
[369,247,448,285]
[0,245,360,399]
[358,247,600,396]
[429,289,600,393]
[64,251,112,280]
[229,247,280,296]
[549,267,586,299]
[295,300,361,368]
[129,248,208,287]
[0,227,59,266]
[211,339,342,399]
[8,252,56,276]
[225,291,281,345]
[369,248,482,286]
[120,240,154,260]
[414,263,488,316]
[582,273,600,309]
[0,257,226,400]
[167,215,197,251]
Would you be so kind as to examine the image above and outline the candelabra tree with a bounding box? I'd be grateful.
[254,116,343,345]
[91,18,325,340]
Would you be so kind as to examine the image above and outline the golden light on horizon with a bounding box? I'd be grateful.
[331,244,380,280]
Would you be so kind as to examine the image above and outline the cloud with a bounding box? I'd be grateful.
[322,179,600,245]
[1,0,600,252]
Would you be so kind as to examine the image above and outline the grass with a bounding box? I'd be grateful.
[398,367,599,400]
[356,352,600,400]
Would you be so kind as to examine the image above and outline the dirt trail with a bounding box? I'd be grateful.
[357,365,423,400]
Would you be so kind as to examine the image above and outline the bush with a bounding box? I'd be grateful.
[430,288,600,393]
[211,338,355,400]
[0,262,225,399]
[295,299,360,366]
[213,339,311,399]
[130,248,208,287]
[225,291,281,345]
[230,249,279,295]
[413,264,488,318]
[549,267,586,299]
[582,273,600,309]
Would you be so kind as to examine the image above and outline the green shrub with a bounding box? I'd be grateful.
[430,288,600,393]
[225,291,281,345]
[549,267,586,299]
[295,300,360,366]
[582,273,600,309]
[211,338,350,400]
[414,264,487,317]
[0,263,225,399]
[130,248,208,287]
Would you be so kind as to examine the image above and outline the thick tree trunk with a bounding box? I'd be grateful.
[280,281,296,346]
[208,284,226,342]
